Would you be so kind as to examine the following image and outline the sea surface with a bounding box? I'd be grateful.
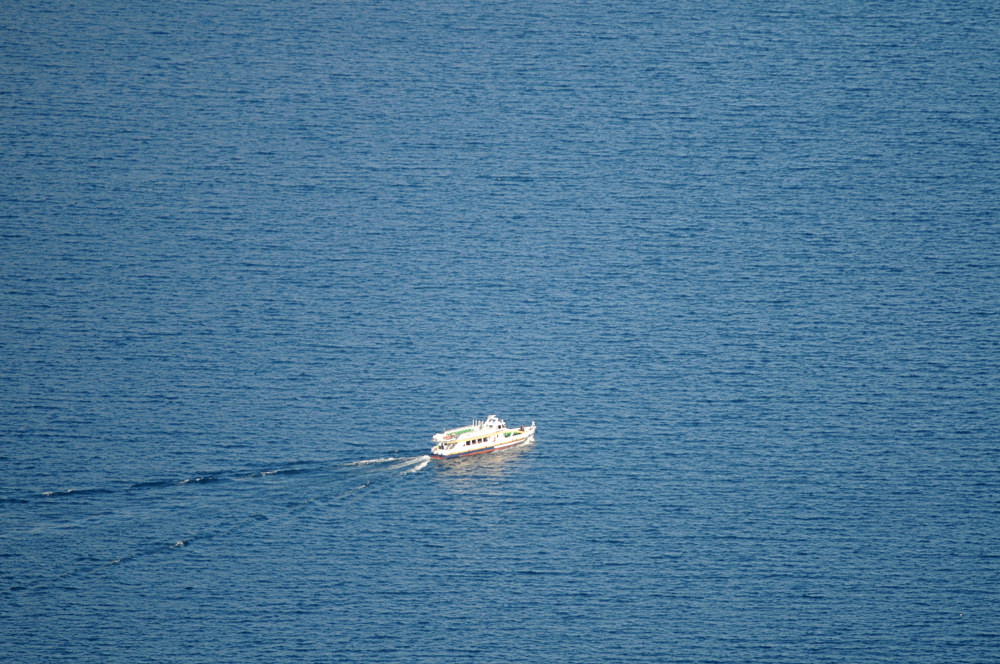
[2,1,999,662]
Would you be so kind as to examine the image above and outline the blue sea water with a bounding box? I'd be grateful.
[2,0,999,661]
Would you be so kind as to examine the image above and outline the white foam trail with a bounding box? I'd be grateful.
[403,456,430,474]
[345,457,397,466]
[387,456,426,470]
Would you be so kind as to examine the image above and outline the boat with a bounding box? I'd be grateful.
[431,415,536,459]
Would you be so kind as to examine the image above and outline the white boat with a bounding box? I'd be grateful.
[431,415,536,459]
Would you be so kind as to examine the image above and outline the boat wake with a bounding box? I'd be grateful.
[403,456,431,474]
[345,456,400,466]
[5,453,432,593]
[17,454,428,504]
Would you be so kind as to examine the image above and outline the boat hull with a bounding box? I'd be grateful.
[430,431,534,459]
